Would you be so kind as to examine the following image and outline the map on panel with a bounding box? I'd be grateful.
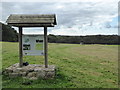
[22,35,44,56]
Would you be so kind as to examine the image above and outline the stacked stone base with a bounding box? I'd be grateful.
[3,63,56,80]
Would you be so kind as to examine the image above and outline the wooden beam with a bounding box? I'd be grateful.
[8,23,54,27]
[44,27,48,68]
[19,27,23,67]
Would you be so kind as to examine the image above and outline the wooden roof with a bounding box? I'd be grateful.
[6,14,57,27]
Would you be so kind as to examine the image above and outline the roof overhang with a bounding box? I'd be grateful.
[6,14,57,27]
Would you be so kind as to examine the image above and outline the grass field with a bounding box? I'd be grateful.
[2,42,118,88]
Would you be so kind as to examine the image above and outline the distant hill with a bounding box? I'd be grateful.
[0,22,119,45]
[48,34,120,45]
[0,22,18,42]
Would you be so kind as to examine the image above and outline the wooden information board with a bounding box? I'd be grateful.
[22,34,44,56]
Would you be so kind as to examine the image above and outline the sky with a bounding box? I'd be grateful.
[0,0,119,36]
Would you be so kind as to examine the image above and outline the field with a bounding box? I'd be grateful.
[2,42,118,88]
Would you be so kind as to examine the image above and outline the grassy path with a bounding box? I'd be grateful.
[2,42,118,88]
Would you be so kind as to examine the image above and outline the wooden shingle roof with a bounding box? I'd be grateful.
[6,14,57,27]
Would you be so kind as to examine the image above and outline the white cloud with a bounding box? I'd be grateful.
[56,5,64,9]
[1,0,119,2]
[1,0,119,35]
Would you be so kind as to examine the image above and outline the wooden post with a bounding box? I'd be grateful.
[19,27,23,67]
[44,27,48,68]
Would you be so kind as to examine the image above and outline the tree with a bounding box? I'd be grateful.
[1,22,18,42]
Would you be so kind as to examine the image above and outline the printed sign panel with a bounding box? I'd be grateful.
[22,34,44,56]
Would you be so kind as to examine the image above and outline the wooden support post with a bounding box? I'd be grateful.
[19,27,23,67]
[44,27,48,68]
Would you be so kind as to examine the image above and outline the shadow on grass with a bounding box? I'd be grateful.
[2,67,76,88]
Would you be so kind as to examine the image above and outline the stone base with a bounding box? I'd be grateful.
[3,63,56,80]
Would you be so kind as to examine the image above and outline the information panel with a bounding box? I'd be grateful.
[22,34,44,56]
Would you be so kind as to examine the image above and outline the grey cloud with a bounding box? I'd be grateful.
[1,1,118,32]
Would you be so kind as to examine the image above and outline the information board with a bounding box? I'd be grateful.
[22,34,44,56]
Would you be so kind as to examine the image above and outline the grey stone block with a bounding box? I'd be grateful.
[9,73,20,77]
[27,72,37,78]
[3,63,56,79]
[37,70,46,78]
[45,71,55,78]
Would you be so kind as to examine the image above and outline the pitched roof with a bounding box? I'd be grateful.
[6,14,57,27]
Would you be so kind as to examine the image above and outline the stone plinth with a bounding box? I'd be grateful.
[3,63,56,80]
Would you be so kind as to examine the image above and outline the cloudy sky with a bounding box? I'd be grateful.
[0,0,119,36]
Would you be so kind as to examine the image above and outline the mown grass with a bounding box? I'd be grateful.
[35,43,43,50]
[2,42,118,88]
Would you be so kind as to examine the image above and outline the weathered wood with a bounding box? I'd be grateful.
[8,23,54,27]
[9,14,55,18]
[44,27,48,68]
[6,14,57,68]
[6,14,57,27]
[8,18,54,20]
[19,27,23,67]
[7,19,55,24]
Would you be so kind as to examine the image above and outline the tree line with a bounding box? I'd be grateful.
[1,22,119,45]
[48,34,120,45]
[0,22,18,42]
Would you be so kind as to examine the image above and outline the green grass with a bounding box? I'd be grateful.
[35,43,43,50]
[2,42,118,88]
